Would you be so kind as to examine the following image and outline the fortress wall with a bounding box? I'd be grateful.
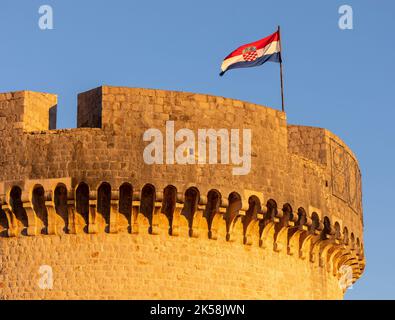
[2,86,291,202]
[287,125,363,242]
[288,125,327,165]
[0,232,344,300]
[0,87,363,240]
[0,87,365,299]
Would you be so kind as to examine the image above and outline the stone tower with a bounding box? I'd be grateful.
[0,86,365,299]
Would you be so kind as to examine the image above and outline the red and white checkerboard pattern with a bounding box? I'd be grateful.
[242,50,258,62]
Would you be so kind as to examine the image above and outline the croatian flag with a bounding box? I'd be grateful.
[219,30,281,76]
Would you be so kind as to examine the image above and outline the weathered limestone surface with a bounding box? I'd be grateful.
[0,86,364,300]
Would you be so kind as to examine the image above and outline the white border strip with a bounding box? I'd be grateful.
[221,40,280,72]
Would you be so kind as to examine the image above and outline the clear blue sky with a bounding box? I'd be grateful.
[1,0,394,299]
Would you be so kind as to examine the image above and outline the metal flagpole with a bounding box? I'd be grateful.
[278,25,285,112]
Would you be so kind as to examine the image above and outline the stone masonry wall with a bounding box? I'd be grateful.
[0,232,344,300]
[0,86,365,299]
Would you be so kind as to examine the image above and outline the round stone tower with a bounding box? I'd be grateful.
[0,86,365,299]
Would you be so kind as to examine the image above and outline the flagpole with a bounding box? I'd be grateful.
[278,25,285,112]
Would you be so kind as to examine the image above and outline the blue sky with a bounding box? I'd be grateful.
[1,0,394,299]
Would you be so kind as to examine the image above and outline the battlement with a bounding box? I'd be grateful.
[77,87,102,128]
[0,86,365,300]
[0,91,57,132]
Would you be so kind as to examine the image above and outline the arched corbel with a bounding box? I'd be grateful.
[171,198,187,237]
[131,190,141,234]
[273,203,297,252]
[333,250,354,277]
[228,214,244,243]
[22,190,37,236]
[203,190,222,240]
[326,226,349,273]
[311,239,335,267]
[189,195,208,238]
[118,183,133,233]
[180,187,200,238]
[151,190,165,235]
[1,203,17,237]
[299,213,322,259]
[243,196,263,246]
[259,199,279,249]
[287,208,310,256]
[45,189,56,235]
[109,190,119,234]
[160,186,177,236]
[138,184,157,235]
[67,189,76,234]
[310,220,334,264]
[326,245,345,274]
[224,192,244,243]
[88,190,98,234]
[318,223,345,272]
